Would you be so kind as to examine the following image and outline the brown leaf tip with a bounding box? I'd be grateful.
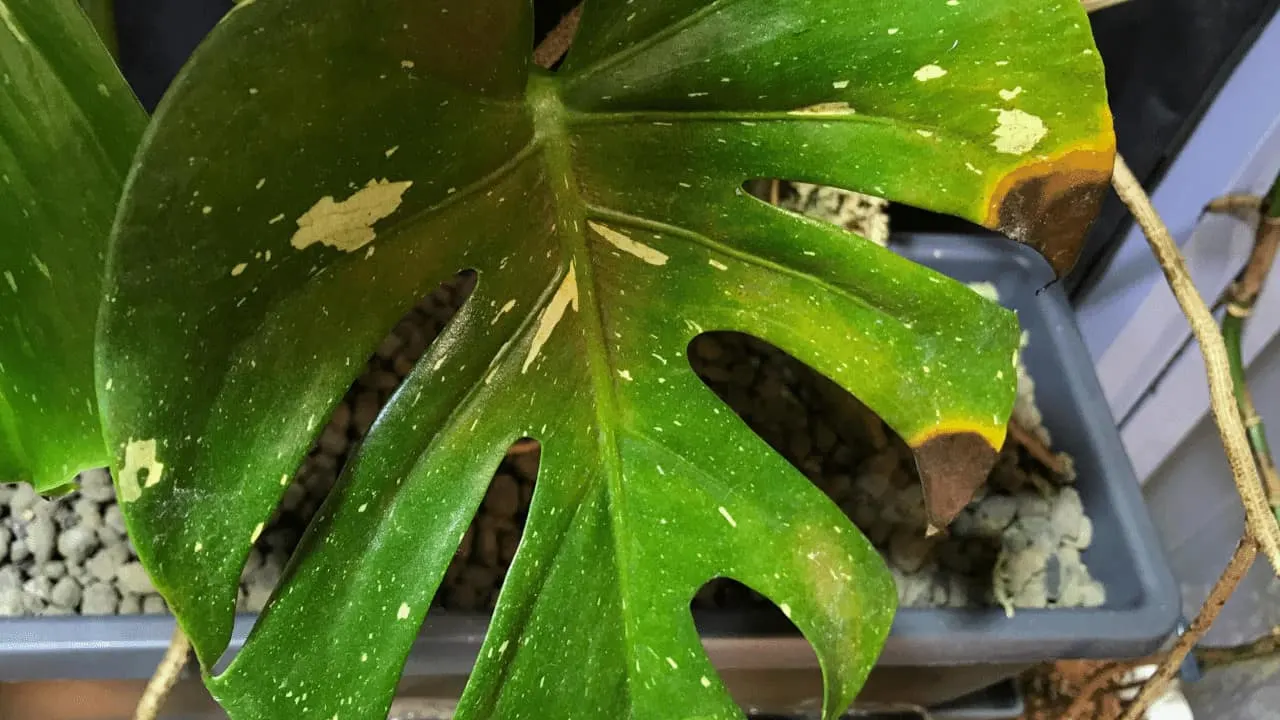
[986,148,1114,277]
[913,431,999,529]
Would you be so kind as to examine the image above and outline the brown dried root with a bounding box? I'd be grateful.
[134,624,191,720]
[1006,419,1066,476]
[1111,156,1280,575]
[533,5,582,69]
[1117,536,1258,720]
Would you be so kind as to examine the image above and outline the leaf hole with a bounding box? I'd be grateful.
[437,439,539,612]
[687,332,1006,610]
[690,577,822,712]
[231,271,478,619]
[741,179,891,247]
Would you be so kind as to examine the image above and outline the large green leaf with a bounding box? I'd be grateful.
[99,0,1111,718]
[0,0,145,491]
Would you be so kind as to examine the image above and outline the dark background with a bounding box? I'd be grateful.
[113,0,1280,301]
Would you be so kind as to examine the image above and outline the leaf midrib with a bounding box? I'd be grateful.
[529,70,641,696]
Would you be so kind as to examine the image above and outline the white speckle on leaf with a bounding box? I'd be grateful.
[708,259,729,271]
[718,506,737,528]
[384,146,399,158]
[96,83,109,97]
[280,473,289,486]
[117,439,164,503]
[618,369,633,381]
[30,254,50,279]
[666,657,678,669]
[991,109,1047,155]
[588,220,668,265]
[523,263,579,373]
[202,206,213,215]
[913,64,947,81]
[251,522,263,544]
[916,129,934,138]
[700,676,712,688]
[3,271,15,293]
[780,603,792,618]
[491,299,517,325]
[269,214,285,225]
[400,60,415,69]
[498,640,509,654]
[832,80,850,89]
[965,162,984,175]
[998,86,1023,101]
[357,503,368,513]
[231,263,248,277]
[887,27,899,34]
[255,178,266,190]
[291,178,413,253]
[194,542,203,553]
[397,602,411,620]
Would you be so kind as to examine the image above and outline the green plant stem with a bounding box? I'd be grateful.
[1220,173,1280,521]
[1223,312,1280,520]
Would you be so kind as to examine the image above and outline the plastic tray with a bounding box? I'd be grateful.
[0,233,1179,705]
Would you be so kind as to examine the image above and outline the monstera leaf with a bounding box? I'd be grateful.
[0,0,146,491]
[99,0,1112,718]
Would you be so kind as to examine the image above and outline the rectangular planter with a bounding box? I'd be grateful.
[0,232,1179,710]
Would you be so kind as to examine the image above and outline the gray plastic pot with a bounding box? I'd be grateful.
[0,232,1178,711]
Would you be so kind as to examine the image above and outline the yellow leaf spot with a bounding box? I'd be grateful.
[588,220,668,265]
[789,101,855,116]
[913,64,947,82]
[291,179,413,253]
[117,439,165,503]
[991,109,1047,155]
[523,263,578,373]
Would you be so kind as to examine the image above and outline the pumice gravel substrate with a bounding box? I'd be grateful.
[0,202,1103,617]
